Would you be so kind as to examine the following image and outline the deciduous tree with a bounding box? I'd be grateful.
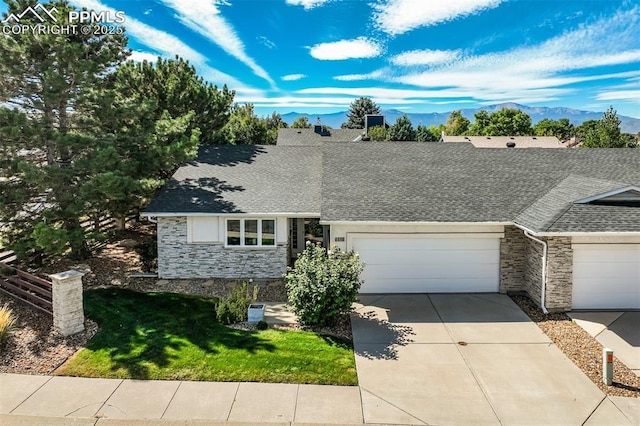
[443,110,470,136]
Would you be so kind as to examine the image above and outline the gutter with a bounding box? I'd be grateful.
[523,231,549,314]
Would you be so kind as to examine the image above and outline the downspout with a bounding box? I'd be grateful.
[523,231,549,314]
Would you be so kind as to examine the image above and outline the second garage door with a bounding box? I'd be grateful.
[350,234,500,293]
[573,244,640,309]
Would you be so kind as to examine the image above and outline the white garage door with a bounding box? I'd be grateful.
[350,234,500,293]
[573,244,640,309]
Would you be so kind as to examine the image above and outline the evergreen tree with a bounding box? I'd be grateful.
[0,0,128,260]
[387,115,416,141]
[342,97,381,129]
[416,124,440,141]
[89,56,234,224]
[582,106,629,148]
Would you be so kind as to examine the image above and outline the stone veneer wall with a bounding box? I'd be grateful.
[523,236,544,307]
[544,237,573,311]
[521,234,573,312]
[499,225,526,293]
[157,217,288,279]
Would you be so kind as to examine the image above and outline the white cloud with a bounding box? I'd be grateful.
[334,70,384,81]
[391,49,461,66]
[373,0,504,36]
[596,90,640,102]
[390,7,640,103]
[286,0,331,10]
[159,0,275,86]
[310,37,382,60]
[71,0,245,88]
[281,74,306,81]
[129,51,160,63]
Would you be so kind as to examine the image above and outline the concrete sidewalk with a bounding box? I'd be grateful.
[569,311,640,377]
[0,373,363,424]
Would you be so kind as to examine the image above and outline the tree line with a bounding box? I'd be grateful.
[327,97,638,148]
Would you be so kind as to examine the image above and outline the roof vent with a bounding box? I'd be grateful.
[532,137,537,139]
[510,137,515,139]
[506,142,516,148]
[486,137,491,139]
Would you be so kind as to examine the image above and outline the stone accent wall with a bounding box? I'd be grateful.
[521,234,573,312]
[50,270,85,336]
[500,225,526,293]
[158,217,288,279]
[545,237,573,311]
[523,236,543,306]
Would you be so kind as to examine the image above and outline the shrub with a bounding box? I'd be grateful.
[0,304,17,346]
[135,236,157,272]
[284,243,364,327]
[216,282,258,325]
[256,320,269,330]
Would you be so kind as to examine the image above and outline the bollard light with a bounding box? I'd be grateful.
[602,348,613,386]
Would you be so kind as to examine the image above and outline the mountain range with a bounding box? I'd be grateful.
[281,103,640,134]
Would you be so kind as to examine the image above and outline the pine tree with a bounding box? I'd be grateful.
[387,115,416,141]
[0,0,128,260]
[343,97,381,129]
[582,106,628,148]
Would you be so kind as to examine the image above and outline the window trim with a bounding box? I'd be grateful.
[225,218,277,248]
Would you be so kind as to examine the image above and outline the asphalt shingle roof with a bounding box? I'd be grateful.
[277,128,362,146]
[442,135,565,148]
[321,142,640,231]
[145,145,321,214]
[146,141,640,233]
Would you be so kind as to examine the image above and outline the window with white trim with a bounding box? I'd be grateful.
[226,219,276,247]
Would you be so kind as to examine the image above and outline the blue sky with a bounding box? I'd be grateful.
[4,0,640,117]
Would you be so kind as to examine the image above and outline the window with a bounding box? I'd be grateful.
[226,219,276,247]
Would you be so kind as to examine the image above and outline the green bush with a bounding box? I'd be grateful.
[256,320,269,330]
[216,282,258,325]
[284,243,364,327]
[135,236,158,272]
[0,304,17,346]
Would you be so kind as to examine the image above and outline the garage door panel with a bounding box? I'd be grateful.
[364,278,494,293]
[361,250,499,265]
[572,244,640,310]
[366,264,499,280]
[351,234,499,293]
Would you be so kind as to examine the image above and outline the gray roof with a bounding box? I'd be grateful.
[146,141,640,233]
[514,175,627,232]
[321,143,640,232]
[277,128,362,146]
[442,135,565,148]
[145,145,321,214]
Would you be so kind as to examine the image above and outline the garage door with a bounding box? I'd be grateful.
[573,244,640,309]
[350,234,500,293]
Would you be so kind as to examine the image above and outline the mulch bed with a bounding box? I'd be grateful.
[512,295,639,398]
[0,294,97,375]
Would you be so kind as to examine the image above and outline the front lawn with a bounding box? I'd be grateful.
[57,288,357,385]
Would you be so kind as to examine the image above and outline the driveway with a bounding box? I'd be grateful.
[351,294,623,425]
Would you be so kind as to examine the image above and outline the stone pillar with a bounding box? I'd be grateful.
[49,270,85,336]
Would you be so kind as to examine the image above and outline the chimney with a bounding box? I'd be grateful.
[365,114,385,134]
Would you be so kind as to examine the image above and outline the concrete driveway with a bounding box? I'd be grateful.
[352,294,623,426]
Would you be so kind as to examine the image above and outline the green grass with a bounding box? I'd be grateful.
[57,288,357,385]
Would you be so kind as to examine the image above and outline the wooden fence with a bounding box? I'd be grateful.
[0,262,53,316]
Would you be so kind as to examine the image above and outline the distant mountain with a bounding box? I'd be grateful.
[281,103,640,134]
